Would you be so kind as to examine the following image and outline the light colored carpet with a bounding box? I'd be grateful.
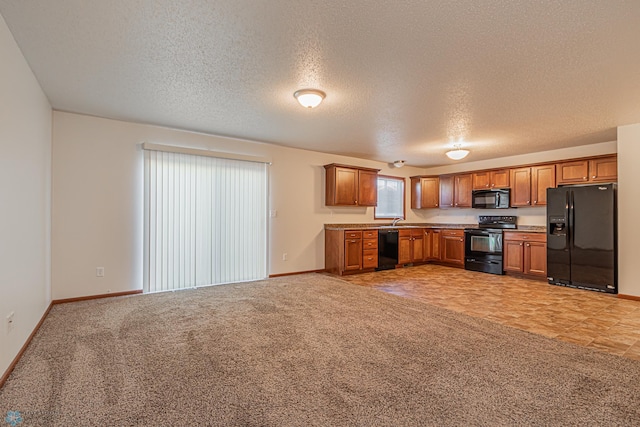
[1,273,640,426]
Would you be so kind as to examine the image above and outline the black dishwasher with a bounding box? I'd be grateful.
[377,229,399,270]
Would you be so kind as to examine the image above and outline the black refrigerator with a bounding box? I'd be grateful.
[547,183,617,293]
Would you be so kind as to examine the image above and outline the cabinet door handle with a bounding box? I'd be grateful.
[520,243,523,246]
[583,177,587,180]
[526,243,530,247]
[592,175,596,179]
[526,200,530,204]
[351,240,357,243]
[533,200,537,204]
[459,238,463,242]
[435,203,438,206]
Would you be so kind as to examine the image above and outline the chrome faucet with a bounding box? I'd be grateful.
[391,217,403,226]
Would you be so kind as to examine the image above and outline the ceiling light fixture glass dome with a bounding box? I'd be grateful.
[293,89,326,108]
[446,144,470,160]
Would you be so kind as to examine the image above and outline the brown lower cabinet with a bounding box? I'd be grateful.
[440,229,465,266]
[503,232,547,278]
[362,231,379,269]
[344,234,363,271]
[325,227,466,275]
[398,229,424,264]
[399,228,463,266]
[424,229,441,261]
[325,229,378,275]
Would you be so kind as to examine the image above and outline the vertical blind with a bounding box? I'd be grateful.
[144,149,268,293]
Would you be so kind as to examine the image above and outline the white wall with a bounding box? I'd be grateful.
[51,112,428,299]
[617,124,640,297]
[52,112,625,299]
[0,14,52,377]
[413,141,618,226]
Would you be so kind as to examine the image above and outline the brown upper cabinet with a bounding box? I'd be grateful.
[439,175,454,208]
[510,167,532,207]
[439,173,472,208]
[410,176,439,209]
[588,156,617,183]
[324,164,380,206]
[556,155,617,185]
[510,164,557,207]
[555,160,589,185]
[407,154,616,211]
[531,164,556,206]
[455,174,473,208]
[472,169,510,190]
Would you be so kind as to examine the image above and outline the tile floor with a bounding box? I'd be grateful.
[338,264,640,360]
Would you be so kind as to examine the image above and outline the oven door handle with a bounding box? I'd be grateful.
[468,230,492,235]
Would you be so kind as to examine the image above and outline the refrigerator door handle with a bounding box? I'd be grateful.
[569,190,575,250]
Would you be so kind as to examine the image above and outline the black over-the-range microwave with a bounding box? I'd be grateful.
[471,188,510,209]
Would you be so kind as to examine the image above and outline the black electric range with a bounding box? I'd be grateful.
[464,216,517,275]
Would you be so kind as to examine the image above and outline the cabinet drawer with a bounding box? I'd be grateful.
[362,250,378,268]
[363,238,378,250]
[344,231,363,239]
[441,229,464,237]
[399,229,412,237]
[362,230,377,239]
[504,232,546,242]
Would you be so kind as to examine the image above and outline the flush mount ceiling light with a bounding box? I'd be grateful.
[446,144,470,160]
[393,160,406,168]
[293,89,326,108]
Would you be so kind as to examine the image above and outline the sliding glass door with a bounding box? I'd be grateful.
[144,149,268,293]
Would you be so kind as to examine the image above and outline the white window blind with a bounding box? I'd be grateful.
[144,149,268,293]
[375,176,405,219]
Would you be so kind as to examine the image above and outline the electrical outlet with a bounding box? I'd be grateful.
[6,312,15,332]
[282,253,288,261]
[96,267,105,277]
[269,210,278,218]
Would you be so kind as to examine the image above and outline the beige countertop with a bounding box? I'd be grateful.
[507,226,546,233]
[324,223,546,233]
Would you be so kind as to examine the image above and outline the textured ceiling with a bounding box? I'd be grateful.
[1,0,639,166]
